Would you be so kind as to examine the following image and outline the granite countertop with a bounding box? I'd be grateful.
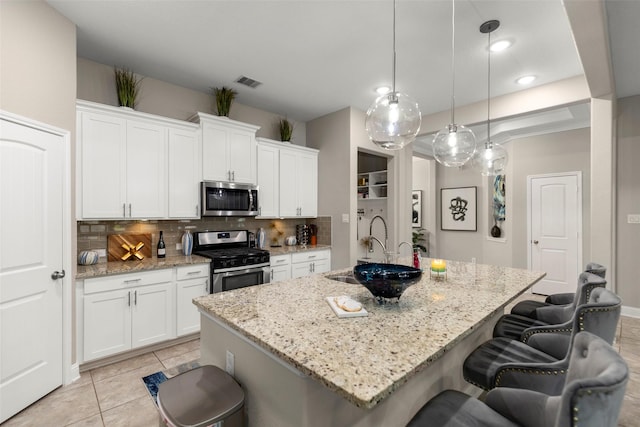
[194,260,545,409]
[76,255,210,279]
[267,244,331,256]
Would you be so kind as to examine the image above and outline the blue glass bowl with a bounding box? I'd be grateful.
[353,263,422,302]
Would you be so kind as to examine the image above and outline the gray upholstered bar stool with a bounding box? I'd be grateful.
[157,365,245,427]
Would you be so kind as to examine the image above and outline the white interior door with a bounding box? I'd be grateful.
[0,117,65,422]
[528,173,582,295]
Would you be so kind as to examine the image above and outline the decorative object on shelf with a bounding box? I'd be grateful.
[78,250,99,266]
[412,190,422,227]
[213,86,237,117]
[364,0,421,150]
[278,117,293,142]
[296,224,309,247]
[474,20,508,176]
[353,263,422,303]
[441,186,477,231]
[432,0,476,167]
[107,234,152,261]
[270,221,284,247]
[285,236,297,246]
[181,229,193,256]
[430,259,447,280]
[114,67,142,109]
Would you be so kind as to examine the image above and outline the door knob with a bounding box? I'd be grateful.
[532,240,539,245]
[51,270,66,280]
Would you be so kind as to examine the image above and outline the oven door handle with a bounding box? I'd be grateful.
[214,263,270,274]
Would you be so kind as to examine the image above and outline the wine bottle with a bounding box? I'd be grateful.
[157,231,166,258]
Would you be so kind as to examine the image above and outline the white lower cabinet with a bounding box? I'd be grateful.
[83,269,175,362]
[290,249,332,279]
[176,265,209,336]
[270,254,292,283]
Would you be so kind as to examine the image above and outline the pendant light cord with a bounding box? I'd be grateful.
[392,0,397,96]
[450,0,456,125]
[486,29,492,149]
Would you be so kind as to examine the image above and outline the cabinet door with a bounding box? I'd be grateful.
[83,289,131,361]
[131,282,175,348]
[126,120,168,218]
[202,122,229,181]
[257,143,279,217]
[228,130,256,184]
[169,128,200,218]
[297,151,318,217]
[80,112,126,219]
[279,149,299,217]
[291,262,313,279]
[271,265,291,283]
[311,258,331,275]
[176,277,208,336]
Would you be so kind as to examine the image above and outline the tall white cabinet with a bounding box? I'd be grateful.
[256,138,318,218]
[192,113,260,184]
[76,100,200,220]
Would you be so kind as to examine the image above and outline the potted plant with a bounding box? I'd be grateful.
[412,228,428,255]
[114,67,141,109]
[278,117,293,142]
[213,86,237,117]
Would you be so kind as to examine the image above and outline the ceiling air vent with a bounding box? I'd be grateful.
[235,76,262,89]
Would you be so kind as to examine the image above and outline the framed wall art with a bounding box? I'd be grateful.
[412,190,422,228]
[440,186,477,231]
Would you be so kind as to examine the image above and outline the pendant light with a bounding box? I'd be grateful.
[475,20,507,176]
[432,0,476,167]
[365,0,421,150]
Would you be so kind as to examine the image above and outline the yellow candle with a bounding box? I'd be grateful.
[431,259,446,272]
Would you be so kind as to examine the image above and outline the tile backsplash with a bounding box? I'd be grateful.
[77,216,332,262]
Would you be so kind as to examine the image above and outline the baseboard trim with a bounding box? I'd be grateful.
[66,363,80,385]
[79,333,199,372]
[622,305,640,318]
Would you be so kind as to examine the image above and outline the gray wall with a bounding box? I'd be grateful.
[77,58,307,145]
[616,95,640,310]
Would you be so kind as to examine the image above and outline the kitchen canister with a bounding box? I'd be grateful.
[78,250,99,265]
[182,230,193,256]
[256,227,266,249]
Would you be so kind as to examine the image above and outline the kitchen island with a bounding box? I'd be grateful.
[193,260,545,427]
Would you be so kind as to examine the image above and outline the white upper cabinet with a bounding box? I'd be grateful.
[168,127,200,218]
[256,140,280,218]
[77,100,200,220]
[279,144,318,218]
[257,138,318,218]
[192,113,260,184]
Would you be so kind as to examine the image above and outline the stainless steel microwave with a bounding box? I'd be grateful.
[201,181,259,217]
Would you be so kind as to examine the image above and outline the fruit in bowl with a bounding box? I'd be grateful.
[353,263,422,303]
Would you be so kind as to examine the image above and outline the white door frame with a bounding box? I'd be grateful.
[527,171,583,279]
[1,110,76,385]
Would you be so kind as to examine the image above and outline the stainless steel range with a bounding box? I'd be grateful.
[193,230,270,293]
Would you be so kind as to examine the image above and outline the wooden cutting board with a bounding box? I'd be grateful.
[108,234,152,262]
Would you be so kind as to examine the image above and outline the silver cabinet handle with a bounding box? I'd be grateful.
[187,270,202,275]
[533,240,539,245]
[134,290,137,305]
[128,291,131,307]
[196,205,199,216]
[51,270,65,280]
[129,203,132,217]
[258,206,262,216]
[124,278,142,284]
[232,171,235,181]
[123,203,126,218]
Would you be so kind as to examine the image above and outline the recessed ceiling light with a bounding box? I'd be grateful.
[490,40,511,52]
[516,75,536,85]
[375,86,391,95]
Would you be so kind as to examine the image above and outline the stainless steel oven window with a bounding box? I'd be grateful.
[211,266,270,293]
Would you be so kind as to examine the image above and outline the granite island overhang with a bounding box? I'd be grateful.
[193,260,545,427]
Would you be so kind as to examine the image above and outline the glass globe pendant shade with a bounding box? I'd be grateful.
[365,91,422,150]
[432,124,477,167]
[474,143,508,176]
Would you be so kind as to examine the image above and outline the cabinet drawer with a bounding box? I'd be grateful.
[270,254,291,266]
[176,264,209,281]
[291,250,329,264]
[84,269,173,294]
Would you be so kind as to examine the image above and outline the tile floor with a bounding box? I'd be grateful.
[3,304,640,426]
